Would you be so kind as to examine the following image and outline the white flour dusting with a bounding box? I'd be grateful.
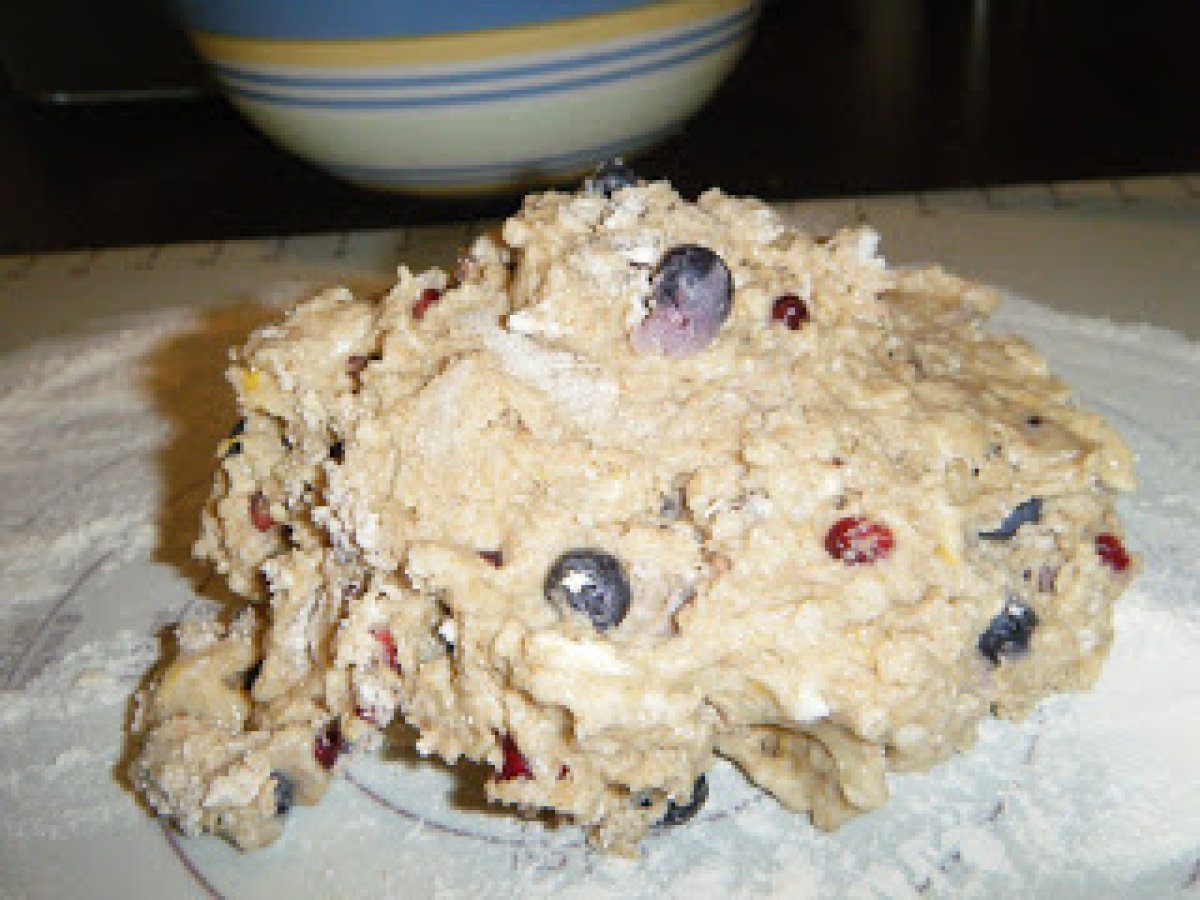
[0,293,1198,897]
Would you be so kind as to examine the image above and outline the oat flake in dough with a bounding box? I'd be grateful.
[129,178,1137,853]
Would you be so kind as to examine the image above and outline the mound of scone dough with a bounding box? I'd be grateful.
[130,165,1137,853]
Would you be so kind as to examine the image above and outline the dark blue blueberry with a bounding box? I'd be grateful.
[584,157,638,197]
[229,418,246,438]
[545,549,631,631]
[329,440,344,463]
[655,775,709,829]
[978,601,1038,665]
[271,771,295,816]
[225,440,243,458]
[979,497,1043,540]
[631,245,734,357]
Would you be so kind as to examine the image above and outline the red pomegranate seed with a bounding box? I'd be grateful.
[1095,533,1131,573]
[771,294,810,330]
[478,549,504,568]
[249,491,275,532]
[314,720,345,770]
[498,733,532,780]
[372,629,399,669]
[412,287,442,321]
[825,516,895,565]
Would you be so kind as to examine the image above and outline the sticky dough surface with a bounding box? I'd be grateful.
[130,181,1136,853]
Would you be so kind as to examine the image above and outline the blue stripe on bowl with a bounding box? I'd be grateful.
[323,124,678,186]
[212,4,754,92]
[221,14,752,110]
[171,0,656,40]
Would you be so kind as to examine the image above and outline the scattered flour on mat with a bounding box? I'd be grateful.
[0,630,160,840]
[0,302,288,846]
[0,295,1198,894]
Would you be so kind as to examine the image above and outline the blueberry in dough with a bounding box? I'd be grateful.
[631,245,734,358]
[655,775,709,829]
[584,157,638,197]
[978,601,1038,665]
[545,549,631,630]
[979,497,1043,540]
[271,771,295,817]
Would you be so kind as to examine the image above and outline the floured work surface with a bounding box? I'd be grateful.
[2,182,1199,897]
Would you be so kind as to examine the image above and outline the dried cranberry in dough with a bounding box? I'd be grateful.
[825,516,896,565]
[498,734,532,781]
[771,293,810,329]
[1095,533,1132,572]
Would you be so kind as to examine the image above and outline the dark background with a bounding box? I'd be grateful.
[2,0,1198,254]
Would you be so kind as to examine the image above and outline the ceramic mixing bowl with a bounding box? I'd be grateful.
[170,0,761,194]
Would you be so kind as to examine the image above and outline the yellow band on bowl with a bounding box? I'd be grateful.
[191,0,755,68]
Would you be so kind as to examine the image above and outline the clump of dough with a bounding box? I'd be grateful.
[130,179,1136,854]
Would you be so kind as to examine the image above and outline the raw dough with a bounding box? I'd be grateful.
[129,177,1136,853]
